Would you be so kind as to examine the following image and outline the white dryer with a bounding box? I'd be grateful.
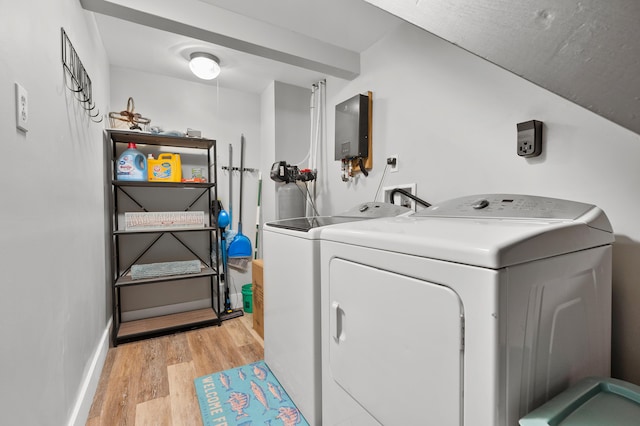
[263,202,410,425]
[320,194,614,426]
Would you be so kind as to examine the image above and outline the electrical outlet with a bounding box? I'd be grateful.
[15,83,28,132]
[383,183,417,210]
[517,120,542,157]
[387,155,399,173]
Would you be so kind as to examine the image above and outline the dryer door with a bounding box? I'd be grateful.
[329,258,464,425]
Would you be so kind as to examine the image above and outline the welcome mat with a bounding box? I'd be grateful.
[194,360,310,426]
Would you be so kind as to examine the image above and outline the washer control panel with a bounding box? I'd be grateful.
[415,194,594,220]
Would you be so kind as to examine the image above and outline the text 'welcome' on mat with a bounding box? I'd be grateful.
[194,360,309,426]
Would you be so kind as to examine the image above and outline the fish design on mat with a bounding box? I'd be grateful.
[238,368,247,381]
[276,406,303,426]
[252,363,268,381]
[227,391,250,420]
[237,422,253,426]
[267,381,284,402]
[219,371,231,390]
[250,380,271,413]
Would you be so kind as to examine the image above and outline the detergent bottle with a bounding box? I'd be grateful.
[147,153,182,182]
[116,142,147,181]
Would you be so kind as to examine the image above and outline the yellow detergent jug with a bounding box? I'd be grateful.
[148,153,182,182]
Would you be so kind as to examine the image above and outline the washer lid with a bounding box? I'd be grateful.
[265,202,410,232]
[265,216,368,232]
[320,194,614,269]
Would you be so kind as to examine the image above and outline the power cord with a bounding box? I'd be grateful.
[374,162,391,202]
[297,181,320,216]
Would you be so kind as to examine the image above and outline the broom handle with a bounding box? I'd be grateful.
[238,134,245,233]
[228,143,233,230]
[255,171,262,259]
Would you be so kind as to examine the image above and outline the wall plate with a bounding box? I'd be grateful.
[15,83,28,132]
[382,183,417,210]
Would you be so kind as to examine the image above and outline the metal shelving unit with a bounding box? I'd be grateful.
[105,130,221,345]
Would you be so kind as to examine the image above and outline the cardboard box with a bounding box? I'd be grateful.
[252,259,264,339]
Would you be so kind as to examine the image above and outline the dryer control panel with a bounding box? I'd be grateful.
[415,194,595,220]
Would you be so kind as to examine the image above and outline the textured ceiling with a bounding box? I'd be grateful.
[365,0,640,136]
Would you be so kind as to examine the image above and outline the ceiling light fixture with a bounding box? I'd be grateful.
[189,52,221,80]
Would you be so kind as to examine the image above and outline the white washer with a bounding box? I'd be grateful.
[320,194,614,426]
[263,202,410,425]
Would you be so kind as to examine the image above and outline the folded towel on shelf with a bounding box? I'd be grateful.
[131,260,201,280]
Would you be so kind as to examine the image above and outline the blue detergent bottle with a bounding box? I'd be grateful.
[116,142,147,181]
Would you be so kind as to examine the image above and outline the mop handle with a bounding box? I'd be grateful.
[255,171,262,259]
[238,134,245,232]
[228,143,233,230]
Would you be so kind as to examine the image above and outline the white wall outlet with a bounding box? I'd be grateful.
[387,154,399,172]
[383,183,417,210]
[15,83,28,132]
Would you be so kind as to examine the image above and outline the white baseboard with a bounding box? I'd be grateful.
[67,317,112,426]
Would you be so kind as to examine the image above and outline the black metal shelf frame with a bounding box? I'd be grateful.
[105,130,222,346]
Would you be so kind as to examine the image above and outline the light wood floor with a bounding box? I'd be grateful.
[86,313,263,426]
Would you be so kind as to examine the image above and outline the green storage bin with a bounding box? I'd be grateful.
[520,377,640,426]
[242,283,253,313]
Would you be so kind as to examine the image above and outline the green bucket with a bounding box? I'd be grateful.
[242,283,253,313]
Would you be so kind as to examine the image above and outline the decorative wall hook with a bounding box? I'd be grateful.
[61,28,102,123]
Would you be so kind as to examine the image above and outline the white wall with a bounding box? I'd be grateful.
[320,23,640,384]
[110,67,261,305]
[260,82,277,233]
[275,81,311,164]
[0,1,110,424]
[259,81,312,235]
[274,82,312,220]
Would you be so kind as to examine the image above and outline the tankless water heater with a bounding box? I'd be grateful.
[334,93,369,161]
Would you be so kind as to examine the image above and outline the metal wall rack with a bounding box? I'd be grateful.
[61,27,102,123]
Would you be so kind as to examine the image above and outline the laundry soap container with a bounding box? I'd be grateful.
[148,153,182,182]
[519,377,640,426]
[116,142,147,181]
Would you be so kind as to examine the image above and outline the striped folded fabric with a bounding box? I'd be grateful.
[131,260,201,280]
